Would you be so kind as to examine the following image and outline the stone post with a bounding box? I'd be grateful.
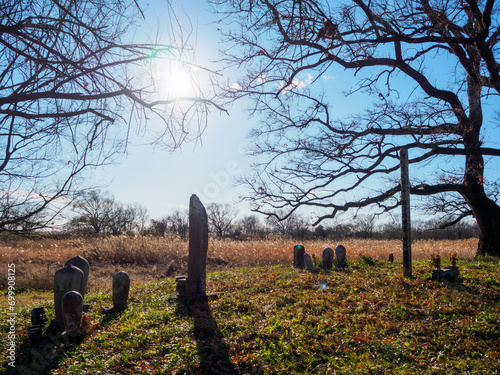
[64,256,89,297]
[53,265,84,324]
[62,291,83,336]
[322,248,334,269]
[113,271,130,309]
[176,194,209,297]
[400,148,412,278]
[335,245,347,268]
[293,245,305,268]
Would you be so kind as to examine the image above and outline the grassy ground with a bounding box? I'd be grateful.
[1,255,499,374]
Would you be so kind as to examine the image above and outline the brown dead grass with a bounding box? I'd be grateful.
[0,234,478,296]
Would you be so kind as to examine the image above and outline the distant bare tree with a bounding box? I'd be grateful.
[70,190,149,235]
[167,209,189,239]
[207,203,239,238]
[0,0,223,232]
[238,215,263,234]
[266,211,310,238]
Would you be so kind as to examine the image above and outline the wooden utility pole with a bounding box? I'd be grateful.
[400,148,412,277]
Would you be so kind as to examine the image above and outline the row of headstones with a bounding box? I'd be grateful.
[30,256,131,341]
[293,244,347,271]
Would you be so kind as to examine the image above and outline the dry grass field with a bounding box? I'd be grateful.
[0,234,477,298]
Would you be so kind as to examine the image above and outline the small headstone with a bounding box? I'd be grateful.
[62,291,83,336]
[293,244,305,269]
[304,253,314,272]
[31,307,47,327]
[335,245,347,268]
[113,271,130,309]
[322,248,334,269]
[53,265,84,324]
[64,256,90,297]
[176,194,209,298]
[389,254,394,263]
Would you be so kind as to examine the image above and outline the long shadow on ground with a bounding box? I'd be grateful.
[176,297,237,375]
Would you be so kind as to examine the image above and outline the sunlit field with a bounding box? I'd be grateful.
[0,234,477,300]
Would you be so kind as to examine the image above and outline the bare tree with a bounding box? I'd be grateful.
[167,209,189,239]
[70,190,115,234]
[70,190,149,235]
[0,0,223,232]
[207,202,239,238]
[212,0,500,255]
[238,214,263,234]
[266,211,310,238]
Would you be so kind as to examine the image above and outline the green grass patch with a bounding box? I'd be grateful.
[1,259,500,374]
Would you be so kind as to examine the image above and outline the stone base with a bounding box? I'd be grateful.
[28,325,43,344]
[48,319,65,333]
[432,267,459,282]
[176,276,204,298]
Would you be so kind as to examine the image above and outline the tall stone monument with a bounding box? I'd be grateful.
[176,194,209,298]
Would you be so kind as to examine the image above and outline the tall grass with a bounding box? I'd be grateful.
[0,234,478,295]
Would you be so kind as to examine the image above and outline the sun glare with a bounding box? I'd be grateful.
[155,60,195,99]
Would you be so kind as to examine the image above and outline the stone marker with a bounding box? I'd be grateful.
[176,194,209,297]
[53,265,84,324]
[64,256,90,297]
[31,307,47,327]
[304,253,314,272]
[293,244,305,269]
[335,245,347,268]
[113,271,130,309]
[62,290,83,336]
[389,254,394,263]
[322,248,334,269]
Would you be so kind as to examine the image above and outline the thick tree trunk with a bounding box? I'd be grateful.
[461,77,500,256]
[465,192,500,256]
[463,146,500,256]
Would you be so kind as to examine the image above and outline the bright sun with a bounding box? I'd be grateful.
[155,61,195,99]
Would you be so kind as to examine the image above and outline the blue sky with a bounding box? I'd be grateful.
[91,0,500,223]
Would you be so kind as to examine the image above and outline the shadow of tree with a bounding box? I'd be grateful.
[176,297,237,375]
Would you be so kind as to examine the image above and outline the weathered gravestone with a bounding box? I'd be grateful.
[322,248,334,269]
[389,253,394,263]
[176,194,209,298]
[64,256,89,297]
[102,271,131,314]
[113,271,130,310]
[335,245,347,268]
[62,291,83,336]
[304,253,315,272]
[53,265,84,328]
[293,245,305,269]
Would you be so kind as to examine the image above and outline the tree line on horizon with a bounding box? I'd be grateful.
[4,189,476,241]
